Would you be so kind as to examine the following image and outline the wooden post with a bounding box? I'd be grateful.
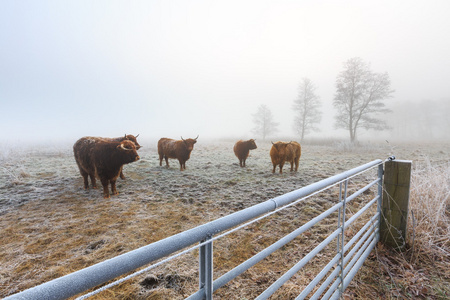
[380,159,412,250]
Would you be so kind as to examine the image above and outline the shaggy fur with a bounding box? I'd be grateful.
[158,136,198,171]
[73,137,140,198]
[233,139,257,167]
[103,134,142,179]
[285,141,301,172]
[270,141,301,173]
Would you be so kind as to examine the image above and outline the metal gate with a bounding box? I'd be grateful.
[5,159,384,300]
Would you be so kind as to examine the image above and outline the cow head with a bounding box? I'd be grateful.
[117,140,140,163]
[271,141,290,152]
[124,134,142,150]
[181,135,198,151]
[248,139,257,150]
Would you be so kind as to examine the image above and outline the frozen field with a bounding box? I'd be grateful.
[1,139,449,298]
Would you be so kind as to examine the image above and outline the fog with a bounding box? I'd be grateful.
[1,0,450,144]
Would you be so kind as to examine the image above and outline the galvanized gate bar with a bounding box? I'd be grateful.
[328,230,379,300]
[256,229,342,300]
[296,254,341,300]
[308,211,379,299]
[258,195,380,300]
[338,180,348,295]
[199,236,213,300]
[343,178,380,203]
[186,200,345,300]
[342,235,379,290]
[189,180,382,300]
[314,228,376,300]
[344,229,379,279]
[270,160,382,209]
[6,159,382,300]
[296,213,380,299]
[323,229,379,299]
[347,195,379,224]
[311,213,379,299]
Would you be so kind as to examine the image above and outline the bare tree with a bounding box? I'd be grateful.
[334,57,394,143]
[293,78,322,141]
[252,104,279,141]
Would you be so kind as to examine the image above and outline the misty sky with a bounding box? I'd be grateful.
[1,0,450,143]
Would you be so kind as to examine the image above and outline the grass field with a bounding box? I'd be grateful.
[1,139,449,299]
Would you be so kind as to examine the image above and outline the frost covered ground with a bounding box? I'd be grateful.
[1,138,449,298]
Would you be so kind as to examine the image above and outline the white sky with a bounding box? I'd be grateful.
[1,0,450,143]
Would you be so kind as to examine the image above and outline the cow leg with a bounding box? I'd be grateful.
[119,166,125,180]
[100,178,110,199]
[243,159,246,167]
[78,168,89,189]
[164,156,170,167]
[76,163,89,189]
[290,162,294,172]
[272,164,276,173]
[89,174,97,189]
[82,174,89,189]
[110,179,118,196]
[159,153,164,166]
[179,159,184,171]
[279,162,284,174]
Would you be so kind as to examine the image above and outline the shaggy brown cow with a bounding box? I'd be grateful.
[73,137,140,198]
[270,141,302,173]
[158,136,198,171]
[285,141,301,172]
[106,134,142,179]
[270,141,290,174]
[233,139,257,167]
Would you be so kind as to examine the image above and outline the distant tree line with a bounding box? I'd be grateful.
[388,99,450,140]
[252,57,395,143]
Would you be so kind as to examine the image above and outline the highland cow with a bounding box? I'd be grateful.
[286,141,301,172]
[270,141,290,174]
[270,141,301,173]
[233,139,257,167]
[73,137,140,198]
[105,134,142,179]
[158,136,198,171]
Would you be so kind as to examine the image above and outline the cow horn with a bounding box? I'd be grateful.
[195,135,199,140]
[135,134,139,138]
[124,134,127,138]
[271,141,274,145]
[181,136,185,141]
[119,143,133,151]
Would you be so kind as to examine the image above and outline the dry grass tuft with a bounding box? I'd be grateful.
[345,158,450,299]
[409,159,450,258]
